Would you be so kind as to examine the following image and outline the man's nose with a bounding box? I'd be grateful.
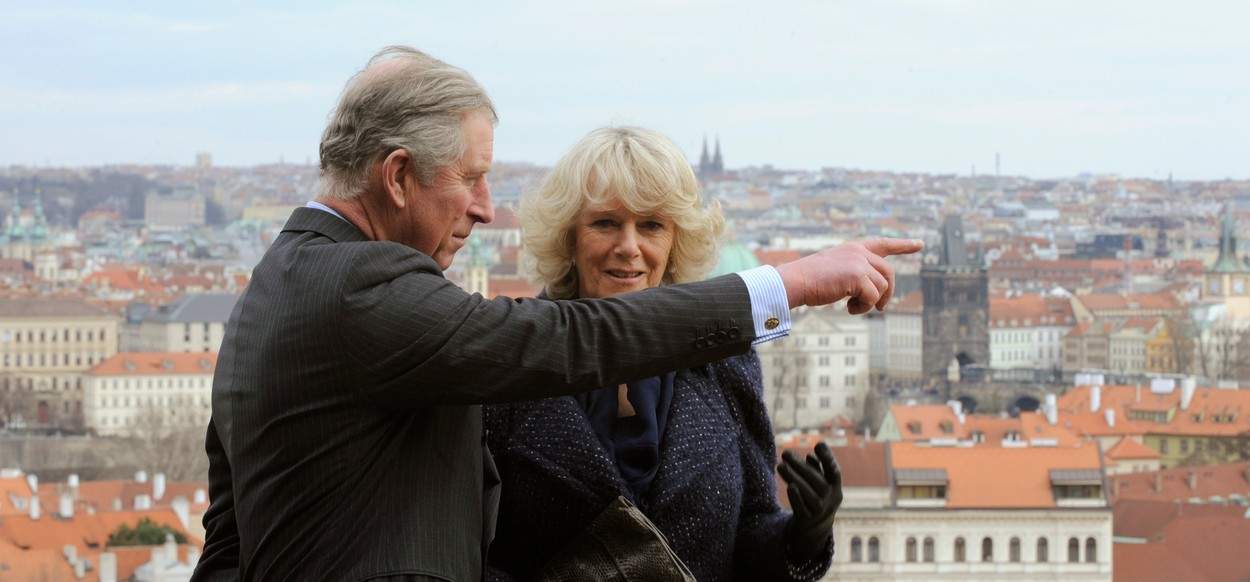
[469,176,494,224]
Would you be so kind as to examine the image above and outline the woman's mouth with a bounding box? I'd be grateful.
[605,270,645,281]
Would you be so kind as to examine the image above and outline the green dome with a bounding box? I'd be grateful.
[710,242,760,278]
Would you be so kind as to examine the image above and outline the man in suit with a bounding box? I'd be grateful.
[192,46,921,582]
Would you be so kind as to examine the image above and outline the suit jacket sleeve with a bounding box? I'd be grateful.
[190,418,241,582]
[338,242,757,407]
[711,351,834,582]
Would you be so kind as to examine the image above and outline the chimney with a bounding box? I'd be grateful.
[865,427,873,442]
[29,496,41,520]
[63,544,77,564]
[1105,409,1116,428]
[1136,384,1142,403]
[1045,394,1058,425]
[1181,377,1197,411]
[154,473,166,501]
[26,473,38,492]
[59,492,74,518]
[193,489,208,504]
[73,558,85,578]
[67,473,79,489]
[1187,472,1198,491]
[99,552,118,582]
[171,496,190,529]
[1091,385,1101,412]
[948,399,963,416]
[163,532,177,564]
[135,470,148,484]
[134,494,152,510]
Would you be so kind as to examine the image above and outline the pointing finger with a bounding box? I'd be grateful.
[862,237,924,257]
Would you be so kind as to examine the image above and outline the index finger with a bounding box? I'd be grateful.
[861,237,924,257]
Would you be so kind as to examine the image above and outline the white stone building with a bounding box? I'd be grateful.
[84,352,215,436]
[884,292,924,380]
[989,294,1074,375]
[136,294,237,353]
[759,305,870,429]
[818,441,1112,581]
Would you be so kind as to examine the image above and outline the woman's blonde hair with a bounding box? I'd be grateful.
[520,126,725,299]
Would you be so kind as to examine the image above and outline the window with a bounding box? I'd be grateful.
[1010,537,1021,562]
[1084,537,1096,563]
[845,375,857,387]
[845,336,856,347]
[818,356,830,366]
[868,537,880,563]
[954,537,966,562]
[819,376,830,387]
[923,537,935,563]
[818,336,830,346]
[845,356,856,366]
[1037,538,1048,562]
[982,537,993,562]
[851,537,863,562]
[819,397,831,408]
[1068,537,1079,563]
[906,537,917,562]
[796,397,806,409]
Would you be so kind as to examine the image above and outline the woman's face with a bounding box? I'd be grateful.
[573,199,675,299]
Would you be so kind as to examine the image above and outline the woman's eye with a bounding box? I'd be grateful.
[592,219,616,228]
[641,221,665,231]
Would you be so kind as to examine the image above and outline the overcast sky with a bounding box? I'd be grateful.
[3,0,1248,180]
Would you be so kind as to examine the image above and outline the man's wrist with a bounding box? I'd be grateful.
[776,263,805,308]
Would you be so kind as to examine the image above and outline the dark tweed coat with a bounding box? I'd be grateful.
[483,351,833,582]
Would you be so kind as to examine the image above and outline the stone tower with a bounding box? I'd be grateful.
[921,214,990,381]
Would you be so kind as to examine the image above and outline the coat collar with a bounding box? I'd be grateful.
[504,368,738,510]
[282,206,370,244]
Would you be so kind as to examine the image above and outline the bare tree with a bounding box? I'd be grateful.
[128,403,209,482]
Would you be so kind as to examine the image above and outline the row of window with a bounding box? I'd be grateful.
[97,377,211,390]
[96,395,210,409]
[0,352,105,369]
[2,377,84,391]
[784,336,861,348]
[770,356,858,367]
[0,328,110,344]
[848,535,1098,564]
[770,375,860,388]
[784,395,856,410]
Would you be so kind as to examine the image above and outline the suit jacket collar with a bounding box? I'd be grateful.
[282,206,370,243]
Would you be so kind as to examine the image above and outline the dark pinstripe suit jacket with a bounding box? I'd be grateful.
[191,208,757,582]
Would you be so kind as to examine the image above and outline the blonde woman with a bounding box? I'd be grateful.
[484,127,839,582]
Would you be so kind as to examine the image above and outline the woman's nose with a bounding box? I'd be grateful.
[613,225,641,257]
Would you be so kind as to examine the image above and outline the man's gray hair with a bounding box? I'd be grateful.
[318,46,497,200]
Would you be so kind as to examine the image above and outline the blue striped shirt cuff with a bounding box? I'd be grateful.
[735,265,791,345]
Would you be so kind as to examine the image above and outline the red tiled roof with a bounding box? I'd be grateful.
[1105,437,1161,461]
[1057,385,1250,438]
[890,441,1103,508]
[892,291,923,314]
[88,353,217,376]
[1110,461,1250,503]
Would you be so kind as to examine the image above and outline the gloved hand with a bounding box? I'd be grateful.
[777,441,843,561]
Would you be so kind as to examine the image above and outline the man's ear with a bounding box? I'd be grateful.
[380,149,413,209]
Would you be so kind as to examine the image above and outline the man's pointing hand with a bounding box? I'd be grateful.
[776,238,924,314]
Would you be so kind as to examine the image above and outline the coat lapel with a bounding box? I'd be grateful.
[642,369,739,509]
[506,396,626,505]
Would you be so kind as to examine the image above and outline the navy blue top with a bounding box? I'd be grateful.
[575,372,675,499]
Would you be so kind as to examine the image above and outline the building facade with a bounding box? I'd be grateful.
[759,307,870,429]
[0,298,120,429]
[83,352,215,436]
[136,294,237,353]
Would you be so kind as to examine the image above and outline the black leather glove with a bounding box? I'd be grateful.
[778,442,843,561]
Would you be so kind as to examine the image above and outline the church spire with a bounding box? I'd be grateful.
[712,135,724,173]
[1211,204,1243,273]
[698,135,711,177]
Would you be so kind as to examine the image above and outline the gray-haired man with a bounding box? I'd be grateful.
[192,46,920,582]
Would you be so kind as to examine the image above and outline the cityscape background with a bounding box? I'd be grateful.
[2,2,1250,581]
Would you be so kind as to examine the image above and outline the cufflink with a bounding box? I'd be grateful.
[765,317,780,330]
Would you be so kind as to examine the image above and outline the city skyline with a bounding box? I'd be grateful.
[3,1,1250,180]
